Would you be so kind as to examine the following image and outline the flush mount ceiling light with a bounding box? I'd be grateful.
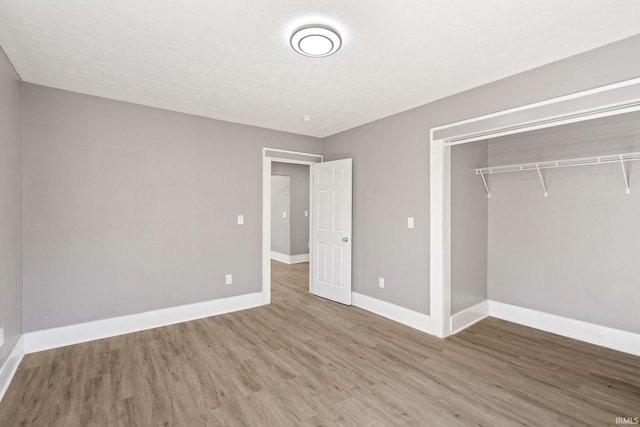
[290,25,342,57]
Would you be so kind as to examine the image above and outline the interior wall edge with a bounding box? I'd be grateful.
[0,43,24,373]
[451,300,489,334]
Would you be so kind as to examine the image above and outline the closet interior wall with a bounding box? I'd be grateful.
[0,46,23,369]
[486,111,640,334]
[451,142,489,315]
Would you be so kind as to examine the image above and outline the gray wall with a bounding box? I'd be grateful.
[11,34,640,335]
[270,175,290,255]
[0,47,23,365]
[323,34,640,315]
[487,112,640,333]
[23,84,321,332]
[451,142,488,314]
[272,162,310,256]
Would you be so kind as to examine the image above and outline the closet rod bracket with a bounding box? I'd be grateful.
[620,157,631,194]
[479,172,491,198]
[536,164,548,197]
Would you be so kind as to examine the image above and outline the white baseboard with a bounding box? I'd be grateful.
[352,292,430,333]
[0,336,24,403]
[271,251,309,264]
[451,300,489,334]
[270,251,290,263]
[489,300,640,356]
[24,292,264,354]
[290,254,310,264]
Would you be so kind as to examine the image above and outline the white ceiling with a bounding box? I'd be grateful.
[1,1,640,138]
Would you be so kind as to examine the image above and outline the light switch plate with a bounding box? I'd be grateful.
[378,277,385,288]
[0,327,4,348]
[237,215,244,225]
[304,210,308,217]
[408,217,414,229]
[283,211,287,218]
[225,274,233,285]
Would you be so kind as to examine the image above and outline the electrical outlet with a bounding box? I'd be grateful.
[225,274,233,285]
[0,327,4,348]
[237,215,244,225]
[407,217,414,229]
[304,210,308,217]
[378,277,385,288]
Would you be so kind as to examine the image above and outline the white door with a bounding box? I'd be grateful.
[311,159,352,305]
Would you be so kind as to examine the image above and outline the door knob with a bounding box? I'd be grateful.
[342,237,350,242]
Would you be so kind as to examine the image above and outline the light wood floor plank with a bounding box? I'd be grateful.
[1,260,639,426]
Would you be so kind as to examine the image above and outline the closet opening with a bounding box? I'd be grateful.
[430,77,640,355]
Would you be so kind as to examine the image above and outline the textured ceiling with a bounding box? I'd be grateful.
[1,1,640,138]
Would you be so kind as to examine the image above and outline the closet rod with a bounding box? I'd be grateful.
[473,151,640,197]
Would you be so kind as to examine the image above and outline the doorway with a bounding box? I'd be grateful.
[270,163,311,265]
[262,148,354,306]
[262,148,322,304]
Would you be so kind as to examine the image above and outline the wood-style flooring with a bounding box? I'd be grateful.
[1,260,639,426]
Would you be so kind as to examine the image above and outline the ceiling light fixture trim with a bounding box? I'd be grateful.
[290,24,342,57]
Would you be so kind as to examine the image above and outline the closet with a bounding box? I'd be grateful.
[430,78,640,351]
[451,111,640,337]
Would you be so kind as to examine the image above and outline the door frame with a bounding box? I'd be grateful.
[262,148,323,304]
[429,77,640,338]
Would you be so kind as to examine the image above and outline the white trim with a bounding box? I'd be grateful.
[308,166,313,294]
[270,158,319,166]
[290,253,310,264]
[429,133,451,337]
[352,292,430,334]
[270,251,290,263]
[0,336,24,403]
[489,300,640,356]
[451,300,489,334]
[24,292,263,354]
[443,102,640,147]
[262,156,272,305]
[270,251,309,264]
[431,77,640,137]
[263,147,323,159]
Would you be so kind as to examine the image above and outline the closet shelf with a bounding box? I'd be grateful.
[473,151,640,198]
